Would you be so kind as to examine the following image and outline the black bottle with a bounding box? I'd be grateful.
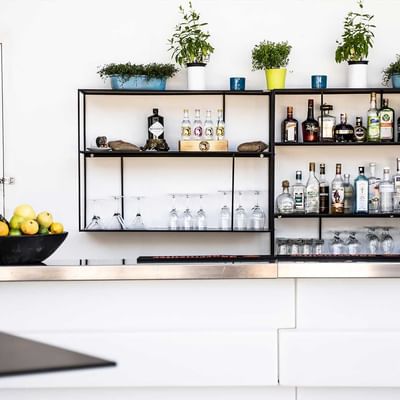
[148,108,165,140]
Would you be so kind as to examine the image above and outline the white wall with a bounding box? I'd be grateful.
[0,0,399,259]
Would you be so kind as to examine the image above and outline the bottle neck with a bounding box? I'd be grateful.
[307,104,314,119]
[370,166,376,177]
[370,97,376,109]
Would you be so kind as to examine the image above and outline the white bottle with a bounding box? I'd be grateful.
[379,167,394,213]
[203,110,214,140]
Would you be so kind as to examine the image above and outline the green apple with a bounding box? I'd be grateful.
[39,226,49,235]
[37,211,53,228]
[9,215,26,230]
[9,229,22,236]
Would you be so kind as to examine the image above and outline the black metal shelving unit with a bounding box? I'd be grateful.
[78,87,400,261]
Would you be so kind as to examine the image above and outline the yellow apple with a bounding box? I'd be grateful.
[20,220,39,235]
[50,222,64,234]
[37,211,53,228]
[13,204,36,221]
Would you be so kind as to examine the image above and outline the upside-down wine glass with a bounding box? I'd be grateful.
[234,191,247,230]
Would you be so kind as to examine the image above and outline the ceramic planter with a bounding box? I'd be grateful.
[392,73,400,88]
[347,61,368,88]
[110,75,167,90]
[265,68,287,90]
[187,63,206,90]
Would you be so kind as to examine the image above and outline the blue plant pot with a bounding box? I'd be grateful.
[110,75,167,90]
[392,74,400,88]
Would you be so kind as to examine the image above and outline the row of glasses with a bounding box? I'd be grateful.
[168,194,208,230]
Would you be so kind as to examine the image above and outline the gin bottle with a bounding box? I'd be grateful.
[181,109,192,140]
[331,163,344,214]
[305,162,320,214]
[393,158,400,212]
[215,109,225,140]
[343,173,354,214]
[368,162,380,213]
[204,110,214,140]
[379,167,394,213]
[193,109,203,139]
[354,167,369,214]
[292,170,305,213]
[276,180,295,214]
[148,108,164,140]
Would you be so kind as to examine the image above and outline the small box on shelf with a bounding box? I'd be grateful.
[179,140,229,152]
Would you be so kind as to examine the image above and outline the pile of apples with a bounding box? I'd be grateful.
[0,204,64,237]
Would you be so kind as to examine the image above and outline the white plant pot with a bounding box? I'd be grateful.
[187,63,206,90]
[347,61,368,88]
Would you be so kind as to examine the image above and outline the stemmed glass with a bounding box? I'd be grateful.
[234,191,247,231]
[345,231,361,255]
[168,194,180,230]
[380,227,394,255]
[250,190,265,231]
[219,191,231,231]
[195,194,207,230]
[329,231,344,255]
[85,199,105,230]
[107,195,128,230]
[182,194,193,230]
[365,227,380,254]
[130,196,145,230]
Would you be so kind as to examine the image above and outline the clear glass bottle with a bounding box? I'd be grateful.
[181,109,192,140]
[215,109,225,140]
[331,163,344,214]
[276,180,295,214]
[379,167,394,213]
[334,113,355,142]
[354,116,367,142]
[379,98,395,142]
[393,158,400,212]
[368,162,380,213]
[193,109,203,139]
[203,110,214,140]
[343,173,354,214]
[305,162,320,214]
[318,104,336,142]
[282,106,298,143]
[292,170,305,213]
[319,163,329,214]
[367,92,380,142]
[354,166,369,214]
[302,100,320,142]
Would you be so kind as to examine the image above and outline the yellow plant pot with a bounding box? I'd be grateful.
[265,68,287,90]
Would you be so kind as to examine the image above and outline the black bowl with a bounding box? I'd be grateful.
[0,232,68,265]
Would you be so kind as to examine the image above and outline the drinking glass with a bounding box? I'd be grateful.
[365,227,380,254]
[107,196,128,230]
[168,194,180,230]
[182,194,193,230]
[234,191,247,230]
[219,191,231,230]
[329,231,344,255]
[130,196,145,230]
[346,231,361,255]
[195,194,207,230]
[85,199,105,230]
[250,190,265,230]
[380,227,394,255]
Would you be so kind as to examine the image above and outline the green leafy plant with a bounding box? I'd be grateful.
[251,41,291,70]
[335,0,375,63]
[97,63,178,81]
[168,1,214,66]
[382,55,400,86]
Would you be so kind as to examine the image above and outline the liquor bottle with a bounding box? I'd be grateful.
[292,170,305,213]
[215,109,225,140]
[282,106,298,143]
[148,108,165,140]
[334,113,355,142]
[319,163,329,214]
[368,162,380,213]
[343,173,354,214]
[354,166,369,214]
[193,109,203,139]
[379,98,395,142]
[331,163,344,214]
[398,116,400,142]
[367,92,380,142]
[276,180,295,214]
[354,117,367,142]
[379,167,394,213]
[203,110,214,140]
[181,109,191,140]
[305,162,320,213]
[392,158,400,212]
[302,100,320,142]
[318,104,336,142]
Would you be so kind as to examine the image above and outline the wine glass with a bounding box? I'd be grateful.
[365,227,380,254]
[182,194,193,230]
[107,195,128,230]
[345,231,361,255]
[250,190,265,230]
[380,227,394,255]
[195,194,207,230]
[168,194,180,230]
[329,231,344,255]
[130,196,145,230]
[234,191,247,231]
[219,191,231,230]
[85,199,105,230]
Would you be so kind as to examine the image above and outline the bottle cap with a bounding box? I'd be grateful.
[153,108,158,114]
[309,162,315,171]
[295,170,302,179]
[359,166,365,174]
[282,180,290,188]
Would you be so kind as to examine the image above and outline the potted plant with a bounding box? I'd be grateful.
[97,62,178,90]
[383,55,400,88]
[168,2,214,90]
[335,0,375,88]
[251,40,292,90]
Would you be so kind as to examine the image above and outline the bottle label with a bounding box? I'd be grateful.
[193,126,203,137]
[354,126,366,140]
[216,126,225,138]
[356,181,368,212]
[293,190,304,210]
[149,121,164,138]
[319,186,329,212]
[331,186,344,212]
[322,121,334,139]
[368,117,380,139]
[380,111,393,140]
[287,122,296,141]
[368,179,380,211]
[204,127,214,138]
[181,126,191,138]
